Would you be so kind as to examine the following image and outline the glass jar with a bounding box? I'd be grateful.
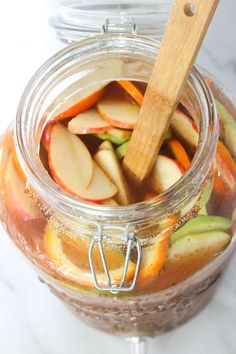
[0,32,235,337]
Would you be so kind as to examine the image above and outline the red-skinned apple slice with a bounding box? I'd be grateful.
[68,108,111,134]
[150,155,185,193]
[41,124,53,150]
[97,84,140,129]
[49,124,117,201]
[94,141,132,205]
[49,123,93,189]
[171,110,199,147]
[4,155,42,221]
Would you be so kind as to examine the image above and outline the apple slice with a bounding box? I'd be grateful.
[41,124,53,151]
[171,110,199,147]
[49,124,117,202]
[150,155,185,193]
[169,230,231,260]
[224,122,236,158]
[98,140,114,151]
[50,83,106,121]
[95,127,132,145]
[94,142,132,205]
[116,141,129,160]
[4,155,42,221]
[102,198,119,206]
[49,123,93,189]
[153,230,231,291]
[170,215,231,245]
[68,108,111,134]
[97,84,140,129]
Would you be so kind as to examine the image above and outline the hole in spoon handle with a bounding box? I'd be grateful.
[184,3,196,16]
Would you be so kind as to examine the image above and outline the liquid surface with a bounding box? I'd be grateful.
[0,78,235,334]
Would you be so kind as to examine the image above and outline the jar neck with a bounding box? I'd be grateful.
[15,34,218,226]
[50,1,173,44]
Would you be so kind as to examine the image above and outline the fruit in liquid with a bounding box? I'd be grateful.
[0,79,235,334]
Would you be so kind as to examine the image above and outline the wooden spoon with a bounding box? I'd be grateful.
[123,0,219,183]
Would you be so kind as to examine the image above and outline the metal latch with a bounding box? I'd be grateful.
[89,223,141,294]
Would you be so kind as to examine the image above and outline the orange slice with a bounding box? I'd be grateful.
[51,84,106,121]
[167,139,191,170]
[117,80,144,106]
[44,223,135,288]
[216,141,236,177]
[44,223,170,290]
[137,233,170,287]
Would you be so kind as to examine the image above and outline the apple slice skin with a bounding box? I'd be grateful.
[169,231,231,260]
[68,108,111,134]
[94,144,132,205]
[49,123,94,190]
[149,230,231,292]
[97,85,140,129]
[50,160,117,203]
[171,110,199,147]
[170,215,231,244]
[41,124,53,151]
[4,155,42,221]
[150,155,185,193]
[95,128,132,145]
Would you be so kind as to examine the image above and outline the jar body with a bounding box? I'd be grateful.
[0,35,235,336]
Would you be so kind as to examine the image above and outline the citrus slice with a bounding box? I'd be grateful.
[44,223,171,290]
[44,223,136,288]
[51,84,106,121]
[137,234,169,286]
[117,80,144,105]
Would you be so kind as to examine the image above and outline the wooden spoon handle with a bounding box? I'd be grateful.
[123,0,219,183]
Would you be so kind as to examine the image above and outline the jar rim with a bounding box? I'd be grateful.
[51,0,172,43]
[15,34,219,226]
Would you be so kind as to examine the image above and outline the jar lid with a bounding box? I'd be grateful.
[50,0,172,43]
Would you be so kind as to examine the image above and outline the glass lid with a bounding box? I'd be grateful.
[50,0,173,43]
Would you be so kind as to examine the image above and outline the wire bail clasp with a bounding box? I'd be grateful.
[89,223,142,294]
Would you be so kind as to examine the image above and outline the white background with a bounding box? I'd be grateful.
[0,1,236,354]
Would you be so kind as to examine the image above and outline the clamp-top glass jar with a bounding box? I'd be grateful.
[0,0,236,352]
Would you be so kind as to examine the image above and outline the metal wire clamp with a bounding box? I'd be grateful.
[89,224,142,294]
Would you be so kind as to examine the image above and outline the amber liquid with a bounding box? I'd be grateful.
[0,80,235,335]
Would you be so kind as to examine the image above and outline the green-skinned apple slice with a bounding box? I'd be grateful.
[95,127,132,145]
[115,129,173,160]
[171,215,231,244]
[169,230,231,260]
[97,84,140,129]
[98,140,113,151]
[49,123,93,189]
[171,110,199,147]
[94,142,132,205]
[116,141,129,159]
[224,123,236,158]
[68,108,111,134]
[150,155,185,193]
[216,100,235,126]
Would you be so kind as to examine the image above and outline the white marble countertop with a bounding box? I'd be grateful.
[0,1,235,353]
